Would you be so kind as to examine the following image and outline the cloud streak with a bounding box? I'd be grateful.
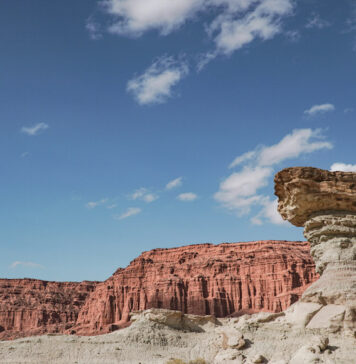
[21,122,49,136]
[115,207,142,220]
[10,261,44,269]
[177,192,197,201]
[85,198,109,209]
[304,103,335,116]
[166,177,183,190]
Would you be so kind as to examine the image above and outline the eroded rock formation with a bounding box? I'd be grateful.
[275,166,356,333]
[74,241,316,335]
[0,279,97,340]
[0,241,316,340]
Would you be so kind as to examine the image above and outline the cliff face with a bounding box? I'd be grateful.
[0,241,317,340]
[74,241,317,335]
[0,279,97,340]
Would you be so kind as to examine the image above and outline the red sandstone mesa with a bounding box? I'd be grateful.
[74,241,317,335]
[0,241,317,340]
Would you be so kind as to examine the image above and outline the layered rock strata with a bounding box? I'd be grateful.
[275,166,356,333]
[0,241,317,340]
[74,241,316,335]
[0,279,97,340]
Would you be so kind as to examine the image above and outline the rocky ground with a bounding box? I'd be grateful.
[0,307,354,364]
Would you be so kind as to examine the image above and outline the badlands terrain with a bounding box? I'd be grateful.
[0,167,355,363]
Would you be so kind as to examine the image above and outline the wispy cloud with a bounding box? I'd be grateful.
[305,13,331,29]
[131,188,147,200]
[127,56,188,105]
[85,198,108,209]
[21,122,49,136]
[304,103,335,116]
[330,163,356,172]
[20,151,30,158]
[285,30,301,42]
[208,0,294,55]
[215,129,333,224]
[177,192,197,201]
[100,0,295,58]
[142,193,158,203]
[86,17,103,40]
[107,204,117,209]
[229,150,257,169]
[131,188,158,203]
[166,177,183,190]
[115,207,142,220]
[10,261,44,269]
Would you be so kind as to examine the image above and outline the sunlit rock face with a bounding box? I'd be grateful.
[0,241,317,340]
[275,166,356,332]
[74,241,316,335]
[0,279,97,340]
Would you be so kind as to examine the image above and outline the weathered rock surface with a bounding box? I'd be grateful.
[275,167,356,227]
[0,279,97,340]
[1,308,355,363]
[275,166,356,333]
[0,241,317,341]
[74,241,316,335]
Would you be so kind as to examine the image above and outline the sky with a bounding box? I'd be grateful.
[0,0,355,282]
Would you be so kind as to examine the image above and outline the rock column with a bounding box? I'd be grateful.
[275,167,356,331]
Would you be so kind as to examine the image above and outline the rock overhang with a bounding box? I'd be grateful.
[274,166,356,227]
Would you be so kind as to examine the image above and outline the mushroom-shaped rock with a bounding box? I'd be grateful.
[274,167,356,332]
[275,167,356,227]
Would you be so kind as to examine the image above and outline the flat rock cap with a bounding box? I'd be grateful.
[274,167,356,227]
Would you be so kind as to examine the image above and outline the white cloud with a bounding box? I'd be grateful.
[304,103,335,116]
[305,13,331,29]
[215,166,272,213]
[107,204,118,209]
[166,177,183,190]
[215,129,333,224]
[104,0,204,36]
[86,17,103,40]
[20,151,29,158]
[285,29,300,42]
[101,0,295,56]
[258,129,333,166]
[177,192,198,201]
[330,163,356,172]
[344,108,354,114]
[10,261,44,269]
[251,198,288,225]
[21,122,49,136]
[115,207,142,220]
[85,198,108,209]
[127,56,188,105]
[229,150,257,168]
[209,0,294,55]
[131,188,147,200]
[143,193,158,203]
[131,188,158,203]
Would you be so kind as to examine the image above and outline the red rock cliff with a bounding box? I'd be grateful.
[74,241,317,335]
[0,279,97,340]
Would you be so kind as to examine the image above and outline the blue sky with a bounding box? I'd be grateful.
[1,0,355,281]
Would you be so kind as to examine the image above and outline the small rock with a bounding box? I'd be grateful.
[227,334,245,350]
[252,354,266,363]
